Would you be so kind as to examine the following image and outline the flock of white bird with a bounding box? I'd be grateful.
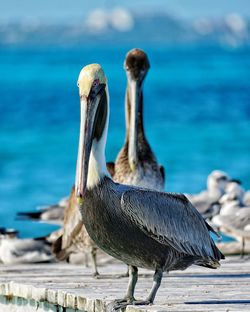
[0,228,53,264]
[187,170,250,256]
[0,169,249,265]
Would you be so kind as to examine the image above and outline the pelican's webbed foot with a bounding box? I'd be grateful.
[106,297,132,312]
[107,298,152,312]
[92,271,100,278]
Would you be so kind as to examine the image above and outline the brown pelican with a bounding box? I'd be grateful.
[53,49,165,276]
[113,48,165,191]
[75,64,224,310]
[0,228,54,264]
[186,170,231,216]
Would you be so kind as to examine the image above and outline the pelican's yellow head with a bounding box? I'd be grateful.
[75,64,109,200]
[77,64,107,98]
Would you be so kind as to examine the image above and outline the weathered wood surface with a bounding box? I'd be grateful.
[0,256,250,311]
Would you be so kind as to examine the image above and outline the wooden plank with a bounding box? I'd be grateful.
[0,256,249,311]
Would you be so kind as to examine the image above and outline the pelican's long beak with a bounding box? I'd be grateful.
[128,79,140,172]
[75,84,106,200]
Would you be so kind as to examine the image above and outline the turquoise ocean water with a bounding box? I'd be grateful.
[0,44,249,238]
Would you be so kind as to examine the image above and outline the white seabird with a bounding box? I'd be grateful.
[186,170,231,215]
[0,228,54,264]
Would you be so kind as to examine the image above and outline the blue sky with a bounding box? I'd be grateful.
[2,0,250,22]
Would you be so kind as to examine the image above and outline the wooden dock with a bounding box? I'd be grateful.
[0,256,249,312]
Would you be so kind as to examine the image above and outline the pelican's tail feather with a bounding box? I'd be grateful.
[195,257,221,269]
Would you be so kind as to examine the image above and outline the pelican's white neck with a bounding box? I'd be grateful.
[87,90,110,189]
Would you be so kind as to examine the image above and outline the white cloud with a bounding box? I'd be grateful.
[110,8,134,32]
[225,13,246,33]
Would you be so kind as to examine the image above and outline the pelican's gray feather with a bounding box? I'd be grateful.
[121,189,222,260]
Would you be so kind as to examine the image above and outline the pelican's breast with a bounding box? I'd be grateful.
[80,178,168,269]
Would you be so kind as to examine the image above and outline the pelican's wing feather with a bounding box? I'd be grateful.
[121,188,222,260]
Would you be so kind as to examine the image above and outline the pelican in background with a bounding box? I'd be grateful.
[52,186,99,275]
[112,48,165,190]
[53,49,165,276]
[186,170,230,216]
[74,64,224,310]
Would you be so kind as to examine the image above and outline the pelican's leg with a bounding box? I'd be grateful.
[84,251,89,268]
[125,265,138,300]
[117,265,138,302]
[240,238,245,259]
[91,247,99,277]
[108,267,163,312]
[145,268,163,303]
[133,267,163,305]
[107,265,138,311]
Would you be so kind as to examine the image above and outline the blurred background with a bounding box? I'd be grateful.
[0,0,250,237]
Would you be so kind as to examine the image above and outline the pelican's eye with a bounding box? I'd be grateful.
[89,79,100,100]
[92,79,99,88]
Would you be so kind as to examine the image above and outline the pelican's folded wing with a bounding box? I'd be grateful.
[121,189,222,260]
